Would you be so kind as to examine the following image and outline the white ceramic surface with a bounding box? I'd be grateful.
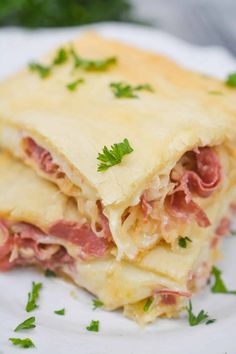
[0,23,236,354]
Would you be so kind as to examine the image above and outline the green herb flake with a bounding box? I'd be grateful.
[226,72,236,88]
[230,230,236,236]
[97,138,133,172]
[86,320,99,332]
[211,266,236,295]
[208,90,223,95]
[178,236,192,249]
[206,319,217,325]
[44,269,57,277]
[14,317,36,332]
[53,48,68,65]
[28,62,51,79]
[25,282,42,312]
[185,301,214,326]
[66,78,84,91]
[143,297,154,312]
[135,83,154,92]
[110,82,154,99]
[54,308,65,316]
[71,48,117,71]
[9,338,35,348]
[92,299,104,310]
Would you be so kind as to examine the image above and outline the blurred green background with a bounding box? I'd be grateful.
[0,0,235,56]
[0,0,131,27]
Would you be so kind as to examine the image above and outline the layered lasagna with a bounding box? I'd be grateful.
[0,33,236,324]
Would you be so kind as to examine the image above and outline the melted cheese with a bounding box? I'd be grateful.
[0,151,234,323]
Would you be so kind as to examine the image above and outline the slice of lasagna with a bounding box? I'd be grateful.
[0,152,234,324]
[0,33,235,262]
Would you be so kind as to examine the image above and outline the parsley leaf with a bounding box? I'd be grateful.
[230,230,236,236]
[53,48,68,65]
[211,266,236,295]
[185,301,214,326]
[9,338,35,348]
[208,90,223,95]
[66,78,84,91]
[206,319,217,325]
[25,282,42,312]
[226,72,236,88]
[86,320,99,332]
[28,62,51,79]
[143,297,154,312]
[97,138,133,172]
[14,317,36,332]
[92,299,104,310]
[135,83,154,92]
[44,269,57,277]
[54,308,65,316]
[178,236,192,248]
[110,82,154,98]
[71,48,117,71]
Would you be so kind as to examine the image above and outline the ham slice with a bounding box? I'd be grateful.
[49,221,110,258]
[169,191,211,227]
[154,288,191,306]
[215,217,231,237]
[161,294,177,306]
[0,215,111,272]
[140,147,221,227]
[176,147,221,200]
[154,289,191,298]
[23,137,62,176]
[168,147,221,227]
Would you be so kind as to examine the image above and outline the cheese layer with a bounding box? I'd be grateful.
[0,152,234,323]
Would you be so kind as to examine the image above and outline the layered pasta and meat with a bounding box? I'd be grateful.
[0,33,236,323]
[0,147,235,323]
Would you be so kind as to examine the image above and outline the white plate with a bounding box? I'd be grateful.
[0,22,236,354]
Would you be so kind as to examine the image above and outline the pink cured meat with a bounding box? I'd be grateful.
[154,289,191,298]
[177,147,221,201]
[140,147,221,227]
[169,147,221,227]
[24,137,59,175]
[169,191,211,227]
[49,220,109,257]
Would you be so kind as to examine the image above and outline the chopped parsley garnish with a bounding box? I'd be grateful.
[9,338,35,348]
[110,82,154,98]
[178,236,192,248]
[54,308,65,316]
[185,301,215,326]
[230,230,236,236]
[143,297,154,312]
[211,266,236,295]
[71,48,117,71]
[226,72,236,88]
[25,282,42,312]
[53,48,68,65]
[135,83,154,92]
[208,90,223,95]
[66,78,84,91]
[28,62,51,79]
[92,299,104,310]
[86,320,99,332]
[44,269,57,277]
[14,317,36,332]
[97,138,133,172]
[205,319,217,325]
